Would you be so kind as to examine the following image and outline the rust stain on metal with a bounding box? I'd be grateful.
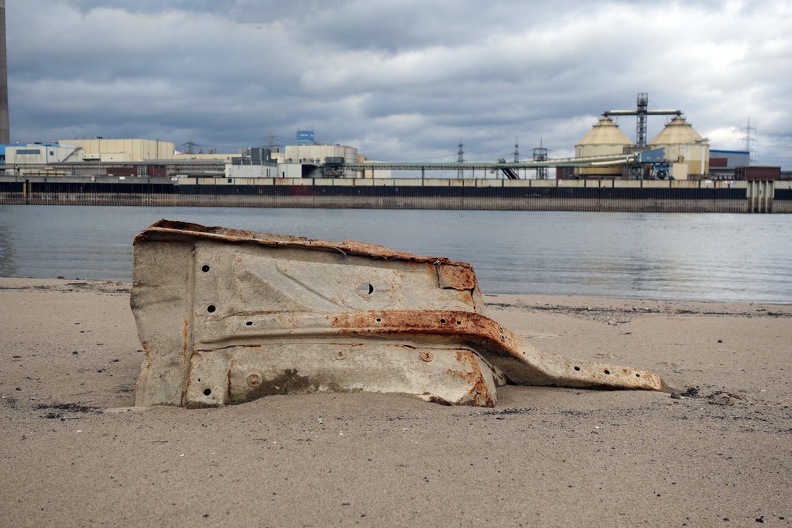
[134,219,476,270]
[131,220,669,408]
[182,318,189,362]
[139,341,152,373]
[329,310,520,356]
[436,263,478,291]
[424,393,453,406]
[325,309,666,391]
[445,351,496,407]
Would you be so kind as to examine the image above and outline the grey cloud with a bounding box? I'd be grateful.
[5,0,791,167]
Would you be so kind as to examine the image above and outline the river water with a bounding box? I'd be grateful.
[1,205,790,303]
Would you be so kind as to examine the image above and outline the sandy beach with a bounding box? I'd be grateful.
[1,278,790,527]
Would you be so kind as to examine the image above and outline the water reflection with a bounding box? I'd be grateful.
[0,222,17,277]
[0,205,790,302]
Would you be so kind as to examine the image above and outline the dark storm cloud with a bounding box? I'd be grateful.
[5,0,791,167]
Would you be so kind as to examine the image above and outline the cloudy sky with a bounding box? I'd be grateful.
[6,0,791,168]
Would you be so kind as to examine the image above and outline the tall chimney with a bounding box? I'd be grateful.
[0,0,9,144]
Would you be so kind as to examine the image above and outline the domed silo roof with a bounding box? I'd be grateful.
[648,115,709,177]
[648,116,704,146]
[576,116,634,148]
[575,116,634,173]
[575,116,634,177]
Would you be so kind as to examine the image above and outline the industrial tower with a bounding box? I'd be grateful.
[0,0,9,144]
[532,139,548,180]
[740,119,758,164]
[457,140,464,179]
[603,93,682,148]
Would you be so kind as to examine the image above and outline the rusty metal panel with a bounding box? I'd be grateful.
[131,219,666,408]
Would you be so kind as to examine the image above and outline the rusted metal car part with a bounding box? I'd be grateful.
[131,219,667,408]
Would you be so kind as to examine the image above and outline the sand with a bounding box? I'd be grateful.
[1,278,790,527]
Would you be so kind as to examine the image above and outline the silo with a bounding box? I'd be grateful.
[648,116,709,177]
[575,116,634,177]
[343,145,359,178]
[0,0,9,144]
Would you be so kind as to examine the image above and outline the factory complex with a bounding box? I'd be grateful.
[0,3,789,212]
[0,95,784,183]
[2,95,789,214]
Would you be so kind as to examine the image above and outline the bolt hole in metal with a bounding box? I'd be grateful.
[245,321,252,326]
[440,318,446,324]
[456,320,462,325]
[375,318,382,323]
[604,369,611,375]
[574,366,581,371]
[201,264,210,272]
[207,305,216,313]
[203,388,211,396]
[359,283,374,295]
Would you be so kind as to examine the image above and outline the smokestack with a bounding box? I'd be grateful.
[0,0,9,144]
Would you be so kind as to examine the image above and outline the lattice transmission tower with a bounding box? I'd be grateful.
[739,119,759,164]
[457,139,464,179]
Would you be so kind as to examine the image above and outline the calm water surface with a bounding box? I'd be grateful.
[1,205,790,303]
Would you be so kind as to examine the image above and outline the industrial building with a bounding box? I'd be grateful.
[276,143,360,178]
[574,116,634,178]
[646,116,709,178]
[3,138,174,164]
[0,134,371,180]
[709,149,750,179]
[573,94,710,180]
[57,138,175,162]
[0,92,782,182]
[4,142,79,164]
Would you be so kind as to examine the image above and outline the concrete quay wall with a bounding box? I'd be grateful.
[1,177,789,213]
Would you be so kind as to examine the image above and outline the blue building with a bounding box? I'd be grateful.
[296,130,315,146]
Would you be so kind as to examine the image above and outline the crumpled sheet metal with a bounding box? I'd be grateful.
[131,219,667,408]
